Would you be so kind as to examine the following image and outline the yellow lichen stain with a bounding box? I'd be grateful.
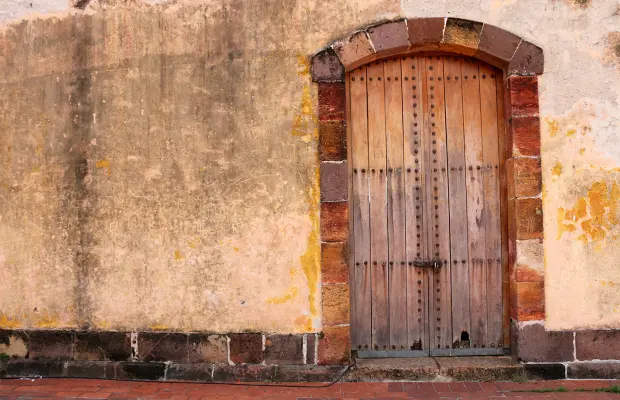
[296,54,310,77]
[545,117,559,137]
[557,180,620,244]
[35,312,61,328]
[289,268,298,278]
[299,166,320,327]
[149,324,170,331]
[552,162,563,179]
[579,148,586,155]
[267,286,300,305]
[291,56,318,142]
[174,249,184,261]
[0,314,22,329]
[188,241,196,249]
[566,128,577,137]
[294,314,313,331]
[95,159,111,175]
[233,247,240,252]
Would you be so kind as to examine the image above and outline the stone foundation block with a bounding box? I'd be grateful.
[576,330,620,361]
[115,361,166,380]
[567,362,620,379]
[318,325,350,365]
[65,361,107,378]
[75,331,131,361]
[167,363,213,381]
[229,333,263,364]
[4,360,65,377]
[524,363,566,380]
[27,330,74,360]
[513,322,574,362]
[212,364,276,382]
[139,332,188,362]
[307,333,317,364]
[264,334,304,365]
[188,334,228,363]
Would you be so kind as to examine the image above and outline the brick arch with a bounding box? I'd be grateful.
[312,19,545,364]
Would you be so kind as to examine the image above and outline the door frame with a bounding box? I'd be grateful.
[312,18,543,364]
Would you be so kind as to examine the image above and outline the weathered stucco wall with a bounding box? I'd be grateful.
[0,0,619,333]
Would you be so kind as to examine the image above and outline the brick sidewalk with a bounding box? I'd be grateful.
[1,378,620,399]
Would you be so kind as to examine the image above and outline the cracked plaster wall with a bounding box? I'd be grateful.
[0,0,618,333]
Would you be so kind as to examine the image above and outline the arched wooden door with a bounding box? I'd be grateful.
[349,55,507,357]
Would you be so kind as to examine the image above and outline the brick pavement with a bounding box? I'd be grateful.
[1,378,619,399]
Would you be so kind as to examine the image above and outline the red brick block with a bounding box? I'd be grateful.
[508,115,541,157]
[317,325,350,364]
[318,83,345,121]
[515,264,544,282]
[322,284,350,326]
[319,121,346,161]
[507,76,539,118]
[509,198,543,240]
[506,157,542,198]
[321,242,349,284]
[510,281,545,321]
[320,201,348,242]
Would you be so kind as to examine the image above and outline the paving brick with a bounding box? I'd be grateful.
[321,284,350,326]
[263,334,303,365]
[188,334,227,363]
[319,121,346,162]
[139,333,188,362]
[513,322,574,362]
[229,333,263,364]
[306,333,317,364]
[332,31,375,71]
[508,40,544,76]
[476,24,521,66]
[27,330,74,360]
[576,330,620,360]
[75,331,131,361]
[318,83,346,121]
[317,325,350,365]
[367,20,409,56]
[506,157,542,199]
[406,18,445,50]
[320,161,347,202]
[320,201,348,242]
[311,48,344,83]
[440,18,483,56]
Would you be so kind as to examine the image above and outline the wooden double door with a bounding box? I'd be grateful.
[348,55,507,357]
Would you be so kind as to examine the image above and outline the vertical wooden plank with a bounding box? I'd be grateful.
[350,67,372,350]
[367,61,389,350]
[346,72,355,349]
[496,71,510,350]
[443,56,471,347]
[424,56,452,351]
[403,56,429,352]
[384,58,407,350]
[461,59,486,348]
[480,63,503,349]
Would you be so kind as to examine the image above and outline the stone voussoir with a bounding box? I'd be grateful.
[440,17,484,56]
[332,30,376,71]
[508,40,544,76]
[311,48,345,82]
[365,19,409,57]
[476,23,522,67]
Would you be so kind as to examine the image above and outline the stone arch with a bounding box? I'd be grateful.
[312,18,544,364]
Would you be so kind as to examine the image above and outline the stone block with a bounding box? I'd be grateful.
[65,361,107,378]
[318,325,350,364]
[367,20,409,56]
[321,242,348,284]
[513,322,574,362]
[406,18,445,50]
[514,239,544,281]
[139,332,188,362]
[510,281,545,321]
[507,76,539,118]
[524,363,566,380]
[212,364,276,382]
[476,24,521,67]
[311,48,344,83]
[4,360,64,377]
[264,334,304,365]
[322,284,350,326]
[506,157,542,198]
[509,198,543,240]
[567,362,620,379]
[576,330,620,360]
[74,331,131,361]
[0,330,28,358]
[318,83,346,121]
[306,333,317,364]
[272,364,343,382]
[166,363,213,381]
[508,40,544,76]
[320,161,347,202]
[229,333,263,364]
[332,31,375,71]
[320,201,349,242]
[509,116,541,157]
[319,121,346,162]
[188,334,228,363]
[440,18,483,56]
[27,330,74,360]
[115,361,166,380]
